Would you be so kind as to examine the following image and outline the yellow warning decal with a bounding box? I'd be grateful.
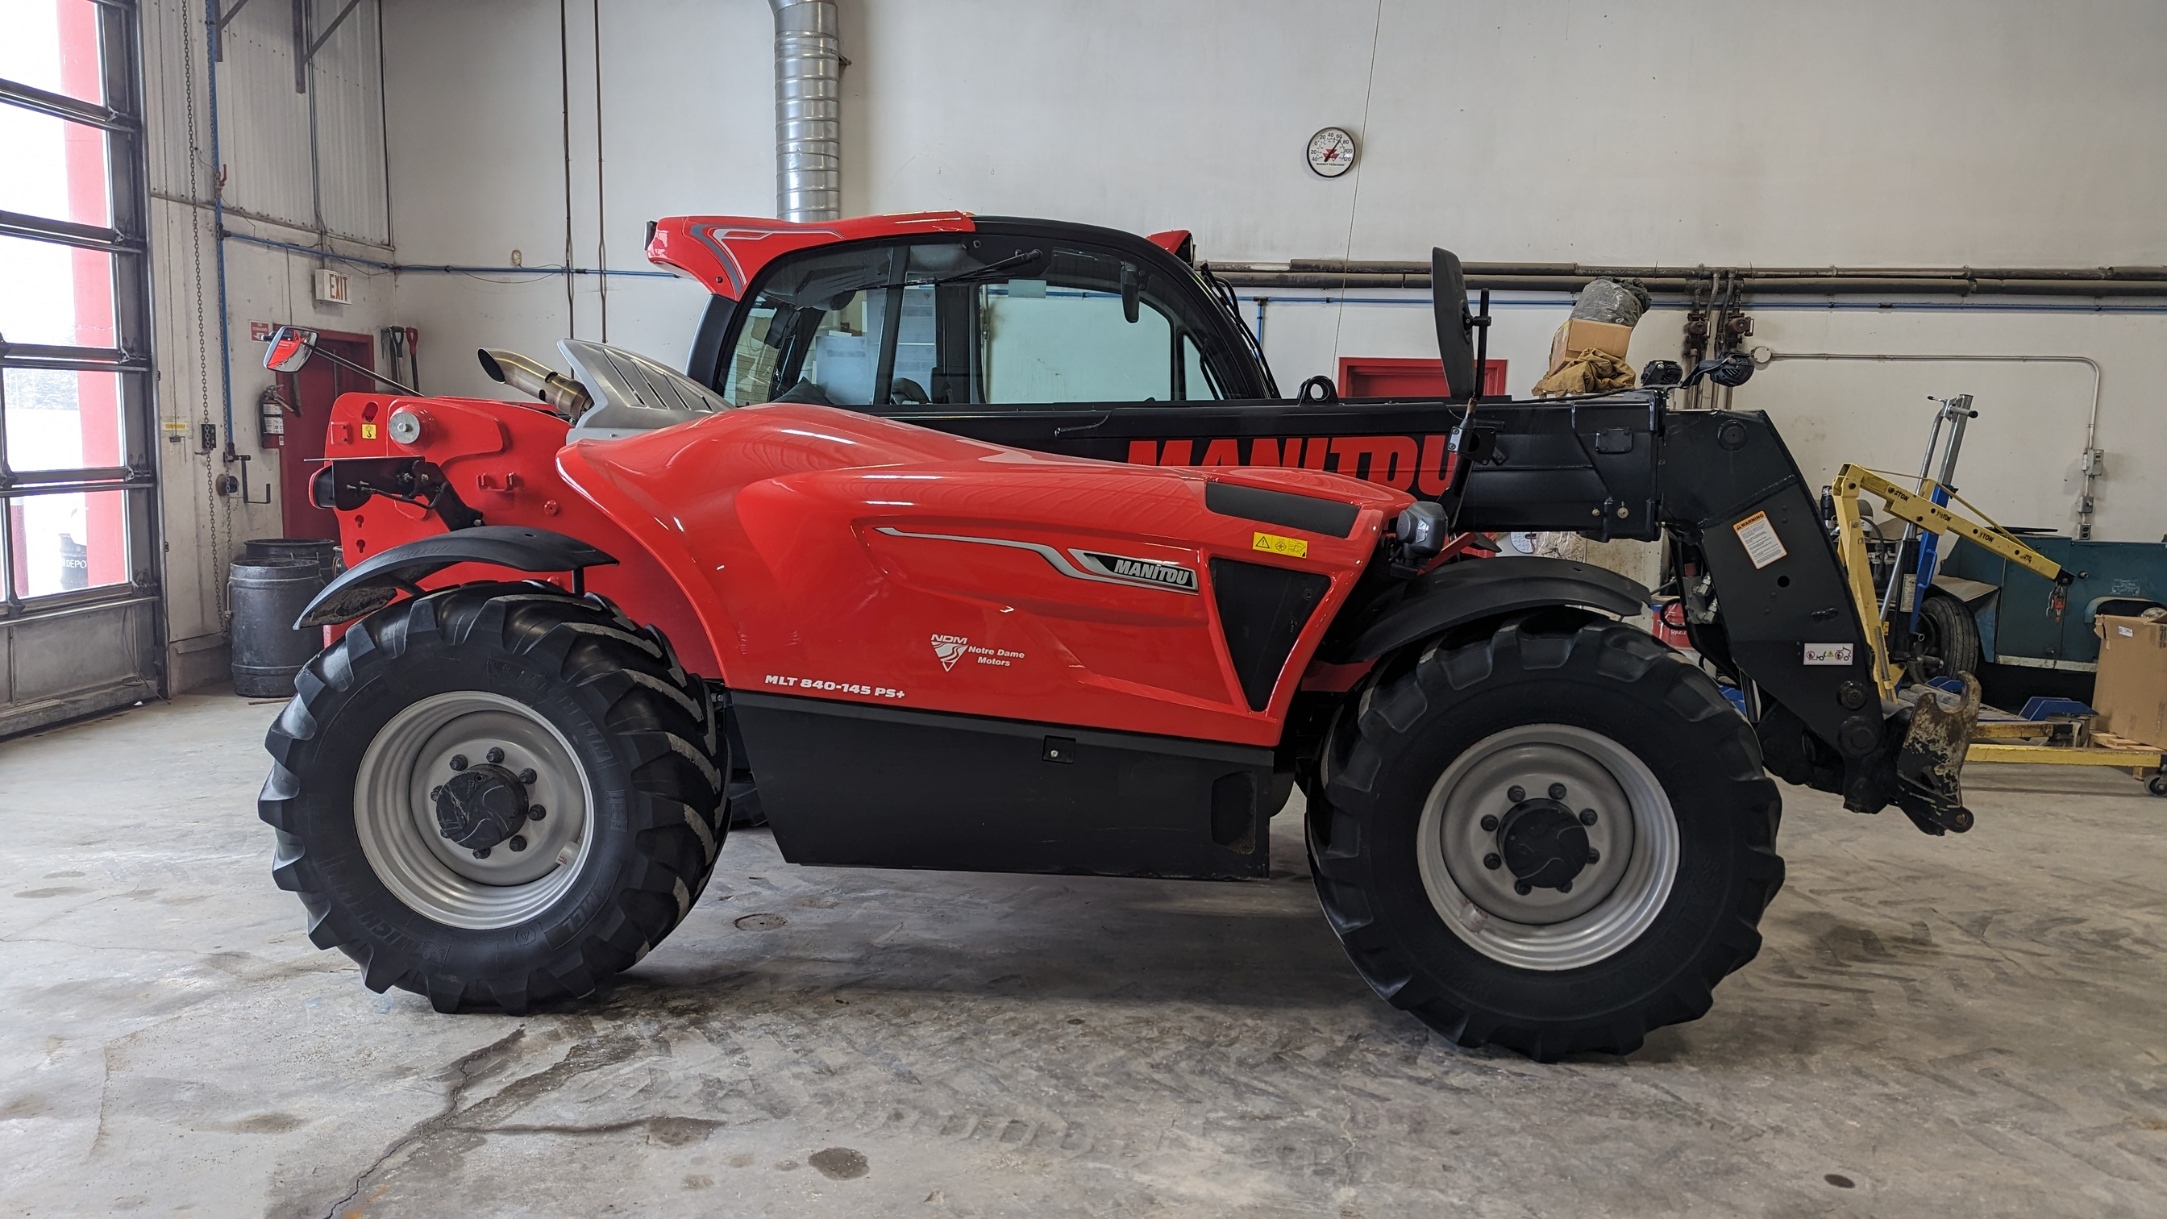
[360,423,379,440]
[1252,531,1309,559]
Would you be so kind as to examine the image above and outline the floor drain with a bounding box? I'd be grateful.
[734,912,787,931]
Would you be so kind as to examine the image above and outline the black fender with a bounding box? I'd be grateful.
[1319,556,1649,663]
[294,526,617,629]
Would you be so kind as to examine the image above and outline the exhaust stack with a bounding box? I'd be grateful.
[477,348,593,421]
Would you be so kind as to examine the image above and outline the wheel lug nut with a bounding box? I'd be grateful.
[1587,849,1600,863]
[449,754,469,772]
[1557,880,1572,894]
[518,768,538,785]
[431,786,445,801]
[528,805,547,821]
[1579,808,1598,826]
[472,847,491,859]
[1483,852,1502,870]
[1480,814,1499,832]
[486,747,505,765]
[1548,783,1567,800]
[509,835,528,852]
[1507,785,1526,803]
[1513,880,1533,895]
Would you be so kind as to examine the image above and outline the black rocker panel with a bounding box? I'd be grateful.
[730,693,1277,879]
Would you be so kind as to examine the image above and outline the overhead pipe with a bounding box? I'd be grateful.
[768,0,840,222]
[1207,260,2167,297]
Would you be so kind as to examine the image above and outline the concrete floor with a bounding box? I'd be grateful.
[1,692,2164,1217]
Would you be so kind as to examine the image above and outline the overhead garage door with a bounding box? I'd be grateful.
[0,1,161,737]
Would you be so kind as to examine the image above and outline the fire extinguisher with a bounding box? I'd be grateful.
[258,384,291,449]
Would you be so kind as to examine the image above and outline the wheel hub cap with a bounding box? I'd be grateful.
[1497,798,1591,891]
[1415,724,1682,971]
[434,764,530,850]
[353,691,592,930]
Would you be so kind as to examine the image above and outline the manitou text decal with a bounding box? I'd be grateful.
[1072,551,1199,593]
[763,674,907,699]
[930,634,1026,670]
[1125,435,1460,493]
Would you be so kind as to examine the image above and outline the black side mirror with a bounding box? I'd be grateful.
[1121,264,1141,324]
[1431,248,1476,397]
[1681,351,1755,389]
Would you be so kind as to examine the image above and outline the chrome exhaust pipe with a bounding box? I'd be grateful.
[477,348,593,421]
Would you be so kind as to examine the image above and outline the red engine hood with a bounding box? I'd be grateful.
[556,404,1410,744]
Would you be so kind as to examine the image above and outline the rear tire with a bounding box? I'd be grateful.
[259,584,726,1013]
[1309,611,1783,1060]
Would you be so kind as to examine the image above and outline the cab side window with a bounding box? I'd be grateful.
[981,278,1174,403]
[719,238,1232,407]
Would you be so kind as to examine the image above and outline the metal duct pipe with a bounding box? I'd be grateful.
[768,0,840,222]
[1206,261,2167,297]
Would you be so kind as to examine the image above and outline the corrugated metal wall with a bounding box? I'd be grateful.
[136,0,396,693]
[142,0,389,246]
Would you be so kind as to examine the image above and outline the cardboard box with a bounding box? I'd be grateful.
[1548,318,1634,370]
[2093,613,2167,748]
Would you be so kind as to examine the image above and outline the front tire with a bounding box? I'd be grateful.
[259,584,727,1013]
[1309,611,1783,1060]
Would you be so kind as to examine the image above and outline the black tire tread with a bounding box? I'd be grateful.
[1918,592,1982,680]
[1311,613,1784,1060]
[259,583,725,1014]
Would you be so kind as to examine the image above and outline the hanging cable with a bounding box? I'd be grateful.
[182,0,228,622]
[592,0,609,342]
[1328,0,1385,379]
[558,0,576,336]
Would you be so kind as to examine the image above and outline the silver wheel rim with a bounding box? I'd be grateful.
[354,691,594,930]
[1415,723,1679,971]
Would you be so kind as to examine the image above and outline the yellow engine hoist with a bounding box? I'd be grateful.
[1825,398,2161,782]
[1827,461,2066,700]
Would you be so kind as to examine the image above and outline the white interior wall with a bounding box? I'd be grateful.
[142,0,2167,652]
[852,0,2167,267]
[376,0,763,394]
[371,0,2167,544]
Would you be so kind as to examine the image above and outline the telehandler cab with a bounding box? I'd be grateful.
[259,216,1981,1060]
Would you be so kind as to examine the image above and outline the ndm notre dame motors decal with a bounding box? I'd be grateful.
[1124,435,1460,495]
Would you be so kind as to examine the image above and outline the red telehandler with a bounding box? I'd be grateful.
[259,217,1978,1060]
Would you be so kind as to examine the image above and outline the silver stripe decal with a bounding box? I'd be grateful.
[874,527,1196,594]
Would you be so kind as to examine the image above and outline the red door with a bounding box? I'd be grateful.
[277,332,376,540]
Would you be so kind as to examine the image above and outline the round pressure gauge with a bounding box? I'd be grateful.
[1307,127,1357,178]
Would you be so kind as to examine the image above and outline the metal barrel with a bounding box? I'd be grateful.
[243,536,344,580]
[230,556,331,698]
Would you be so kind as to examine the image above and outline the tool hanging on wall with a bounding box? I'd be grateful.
[380,326,421,394]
